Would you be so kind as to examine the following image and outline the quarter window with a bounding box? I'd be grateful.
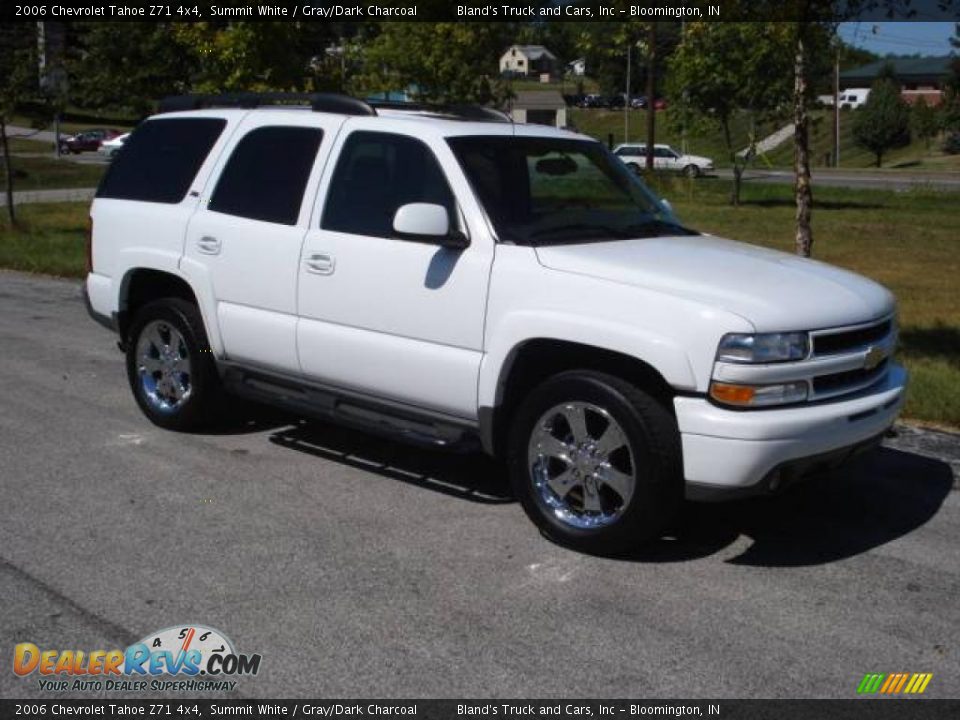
[209,126,324,226]
[322,131,456,239]
[96,118,226,204]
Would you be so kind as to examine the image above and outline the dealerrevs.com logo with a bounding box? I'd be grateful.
[13,624,262,693]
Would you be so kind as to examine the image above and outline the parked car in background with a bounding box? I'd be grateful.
[59,128,121,154]
[577,94,606,109]
[614,143,714,177]
[653,98,668,111]
[99,132,130,159]
[607,94,626,109]
[630,96,648,109]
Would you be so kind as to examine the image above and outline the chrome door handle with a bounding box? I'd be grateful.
[305,253,335,275]
[196,236,221,255]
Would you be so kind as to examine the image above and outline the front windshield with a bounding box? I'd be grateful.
[447,136,696,246]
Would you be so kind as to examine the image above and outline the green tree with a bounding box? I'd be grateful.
[910,96,938,149]
[0,23,42,225]
[357,22,517,105]
[171,23,316,93]
[852,65,910,167]
[667,22,793,206]
[67,23,195,116]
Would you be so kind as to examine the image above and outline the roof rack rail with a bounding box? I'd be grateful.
[158,93,377,117]
[367,100,511,123]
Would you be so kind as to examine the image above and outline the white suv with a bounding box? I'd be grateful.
[614,143,714,177]
[84,93,906,553]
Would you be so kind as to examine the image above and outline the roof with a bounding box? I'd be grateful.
[506,44,557,61]
[511,91,566,110]
[840,56,954,83]
[153,106,587,143]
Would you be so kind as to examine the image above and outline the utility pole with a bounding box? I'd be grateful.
[624,37,631,144]
[645,22,657,171]
[833,42,840,167]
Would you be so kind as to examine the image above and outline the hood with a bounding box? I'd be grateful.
[534,234,894,332]
[681,154,712,165]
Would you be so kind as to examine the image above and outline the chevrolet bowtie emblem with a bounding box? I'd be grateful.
[864,346,886,371]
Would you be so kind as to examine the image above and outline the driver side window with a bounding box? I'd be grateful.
[322,131,456,239]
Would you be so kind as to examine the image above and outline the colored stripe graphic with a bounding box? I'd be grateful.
[858,673,885,694]
[857,672,932,694]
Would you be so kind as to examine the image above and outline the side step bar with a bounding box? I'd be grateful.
[221,366,480,452]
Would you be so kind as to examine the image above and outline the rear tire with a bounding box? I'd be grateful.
[507,371,682,555]
[125,298,221,431]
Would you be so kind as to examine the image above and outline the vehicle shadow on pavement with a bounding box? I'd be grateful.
[629,446,955,567]
[268,419,514,505]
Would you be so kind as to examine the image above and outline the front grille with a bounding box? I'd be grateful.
[813,319,892,356]
[813,359,888,396]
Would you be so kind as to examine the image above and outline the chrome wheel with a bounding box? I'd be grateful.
[527,402,636,529]
[135,320,192,413]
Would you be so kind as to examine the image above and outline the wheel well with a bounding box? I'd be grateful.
[119,269,198,341]
[486,339,676,457]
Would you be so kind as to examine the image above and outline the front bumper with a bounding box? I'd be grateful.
[675,363,907,500]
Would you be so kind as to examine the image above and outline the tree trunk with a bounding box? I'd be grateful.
[793,32,813,258]
[722,119,740,206]
[644,22,656,172]
[1,120,15,227]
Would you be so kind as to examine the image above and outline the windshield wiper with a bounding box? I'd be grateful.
[528,224,632,243]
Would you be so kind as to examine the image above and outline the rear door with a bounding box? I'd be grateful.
[182,112,342,374]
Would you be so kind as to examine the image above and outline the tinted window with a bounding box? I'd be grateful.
[96,118,226,203]
[449,136,693,246]
[322,131,455,238]
[209,126,323,226]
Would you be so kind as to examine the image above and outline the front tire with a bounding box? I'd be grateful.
[125,298,221,431]
[507,371,682,554]
[684,164,700,178]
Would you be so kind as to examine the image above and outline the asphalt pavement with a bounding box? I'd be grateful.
[0,271,958,699]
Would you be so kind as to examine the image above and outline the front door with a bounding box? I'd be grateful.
[296,126,493,418]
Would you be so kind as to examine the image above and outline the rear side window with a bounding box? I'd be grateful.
[96,118,226,203]
[322,131,455,238]
[209,126,323,226]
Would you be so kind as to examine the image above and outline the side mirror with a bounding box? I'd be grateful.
[392,203,469,249]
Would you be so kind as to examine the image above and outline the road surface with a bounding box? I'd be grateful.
[0,271,957,699]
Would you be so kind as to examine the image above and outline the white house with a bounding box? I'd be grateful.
[567,58,586,77]
[499,45,558,78]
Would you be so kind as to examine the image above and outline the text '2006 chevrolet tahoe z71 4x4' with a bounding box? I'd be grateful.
[84,93,907,553]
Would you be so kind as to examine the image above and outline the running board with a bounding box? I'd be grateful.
[221,366,480,451]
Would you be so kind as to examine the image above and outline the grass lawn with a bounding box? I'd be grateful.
[762,110,960,171]
[6,136,55,154]
[1,155,106,191]
[2,186,958,428]
[0,203,88,277]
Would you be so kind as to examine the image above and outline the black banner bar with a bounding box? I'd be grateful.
[5,0,960,23]
[3,700,960,720]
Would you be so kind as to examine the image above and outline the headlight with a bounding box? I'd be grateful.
[716,332,809,363]
[709,381,808,407]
